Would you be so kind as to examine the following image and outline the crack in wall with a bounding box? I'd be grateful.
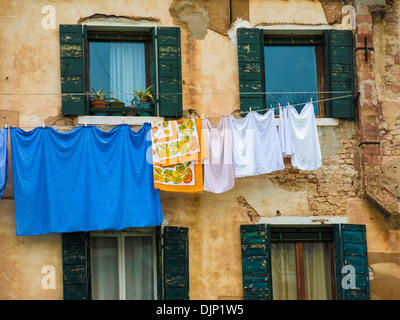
[236,196,260,223]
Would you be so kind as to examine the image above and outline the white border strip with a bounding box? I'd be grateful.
[78,115,164,126]
[259,216,348,225]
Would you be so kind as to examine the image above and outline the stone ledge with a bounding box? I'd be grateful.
[259,216,348,225]
[79,116,340,127]
[77,116,164,126]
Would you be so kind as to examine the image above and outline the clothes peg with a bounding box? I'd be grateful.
[310,97,313,103]
[4,124,7,128]
[270,104,273,110]
[122,120,125,125]
[278,103,281,109]
[84,122,87,127]
[249,107,252,112]
[201,113,204,119]
[43,123,45,128]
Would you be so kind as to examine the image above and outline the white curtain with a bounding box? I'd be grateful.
[271,243,297,300]
[91,237,119,300]
[303,242,332,300]
[90,235,154,300]
[271,241,332,300]
[110,42,146,105]
[125,236,154,300]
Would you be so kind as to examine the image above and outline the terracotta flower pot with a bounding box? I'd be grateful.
[90,100,108,116]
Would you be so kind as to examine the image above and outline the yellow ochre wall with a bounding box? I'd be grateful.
[1,0,400,300]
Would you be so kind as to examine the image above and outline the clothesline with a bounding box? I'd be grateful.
[237,94,354,115]
[1,94,353,129]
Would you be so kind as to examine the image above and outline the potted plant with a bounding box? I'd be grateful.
[108,99,125,116]
[131,85,154,116]
[87,87,114,116]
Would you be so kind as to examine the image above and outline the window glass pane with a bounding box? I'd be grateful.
[90,236,119,300]
[303,242,332,300]
[89,41,146,106]
[271,242,297,300]
[264,46,319,115]
[125,236,154,300]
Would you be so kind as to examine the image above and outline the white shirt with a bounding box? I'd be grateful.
[287,102,322,170]
[202,117,235,193]
[229,110,284,178]
[279,106,294,156]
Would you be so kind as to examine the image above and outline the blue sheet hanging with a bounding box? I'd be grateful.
[0,128,8,199]
[10,124,163,236]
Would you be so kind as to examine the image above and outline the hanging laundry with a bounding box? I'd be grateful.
[0,128,8,199]
[151,118,207,193]
[229,110,284,178]
[202,117,234,193]
[151,118,206,167]
[278,106,294,156]
[10,124,163,236]
[287,102,322,170]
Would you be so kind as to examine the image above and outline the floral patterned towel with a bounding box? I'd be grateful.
[151,118,207,193]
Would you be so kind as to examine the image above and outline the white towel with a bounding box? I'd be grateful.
[287,102,322,170]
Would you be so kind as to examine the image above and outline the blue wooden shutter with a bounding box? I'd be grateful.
[163,226,189,300]
[62,232,91,300]
[237,28,266,113]
[323,30,355,118]
[150,27,183,117]
[334,224,370,300]
[240,224,273,300]
[59,25,88,116]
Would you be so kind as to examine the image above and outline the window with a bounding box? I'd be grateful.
[59,25,183,118]
[240,224,370,300]
[61,226,189,300]
[88,31,150,107]
[264,36,324,116]
[270,228,335,300]
[237,28,355,118]
[90,229,157,300]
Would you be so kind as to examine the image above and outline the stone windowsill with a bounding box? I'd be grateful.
[78,116,340,127]
[77,116,164,126]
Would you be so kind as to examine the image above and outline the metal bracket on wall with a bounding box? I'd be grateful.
[358,141,380,147]
[355,36,374,62]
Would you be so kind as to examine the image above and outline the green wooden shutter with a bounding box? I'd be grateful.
[150,27,183,117]
[62,232,90,300]
[156,226,163,300]
[334,224,370,300]
[60,25,88,116]
[240,224,272,300]
[237,28,266,114]
[163,226,189,300]
[324,30,355,118]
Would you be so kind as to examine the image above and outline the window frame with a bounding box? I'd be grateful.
[263,34,326,117]
[60,24,184,119]
[87,30,152,95]
[236,28,355,119]
[271,227,336,300]
[90,227,158,300]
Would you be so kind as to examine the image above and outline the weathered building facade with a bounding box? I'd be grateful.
[1,0,400,300]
